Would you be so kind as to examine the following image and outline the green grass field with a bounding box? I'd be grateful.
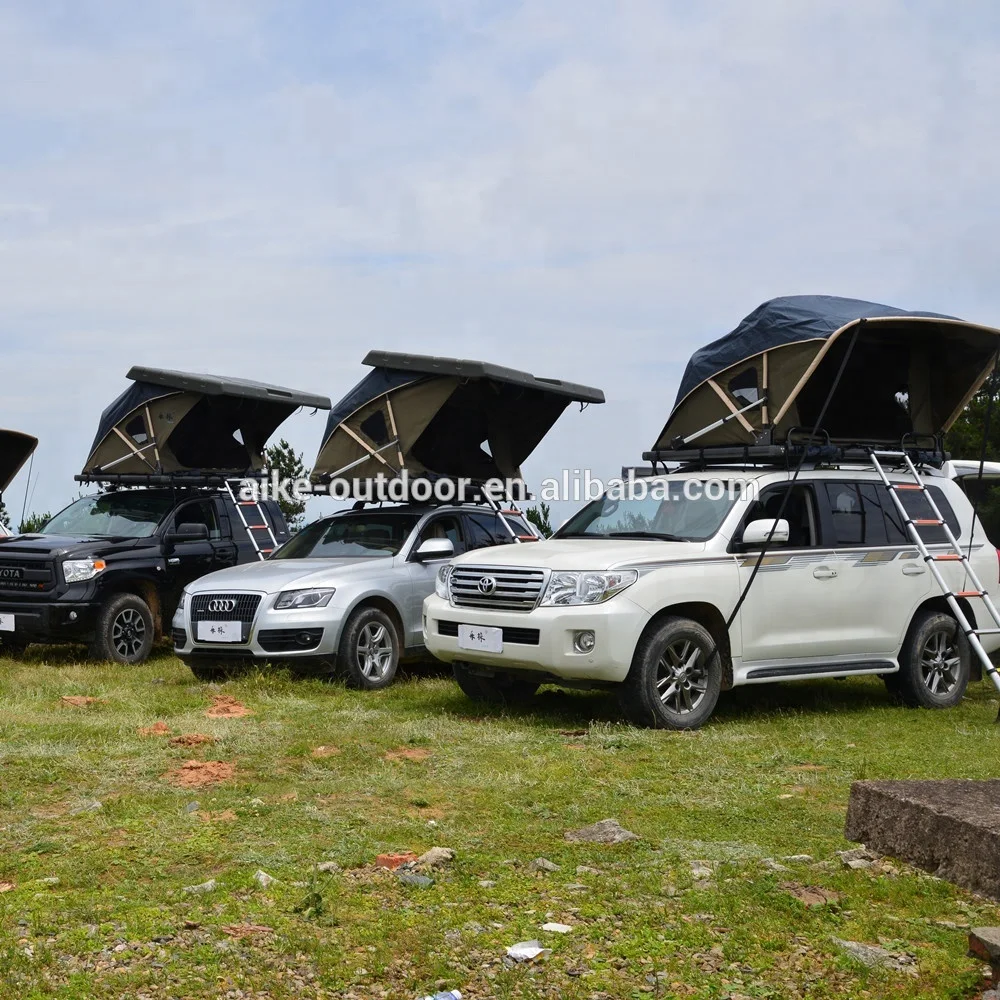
[1,646,999,999]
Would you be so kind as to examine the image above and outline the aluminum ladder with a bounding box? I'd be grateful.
[225,480,279,561]
[869,450,1000,695]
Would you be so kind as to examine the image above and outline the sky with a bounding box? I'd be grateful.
[2,0,999,526]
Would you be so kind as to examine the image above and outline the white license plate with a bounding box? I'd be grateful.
[196,620,242,643]
[457,624,503,653]
[0,614,13,633]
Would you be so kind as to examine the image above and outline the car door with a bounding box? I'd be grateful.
[736,482,850,663]
[405,514,466,645]
[165,499,231,596]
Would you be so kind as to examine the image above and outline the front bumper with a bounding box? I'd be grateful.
[422,594,649,684]
[0,599,99,641]
[173,591,346,661]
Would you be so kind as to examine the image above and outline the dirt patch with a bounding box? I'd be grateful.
[198,809,237,823]
[0,881,14,893]
[163,760,236,788]
[311,745,341,758]
[781,882,841,907]
[280,791,298,802]
[789,764,828,773]
[222,924,274,939]
[376,851,418,870]
[60,696,105,707]
[385,747,431,763]
[138,721,172,737]
[205,696,253,719]
[170,733,216,747]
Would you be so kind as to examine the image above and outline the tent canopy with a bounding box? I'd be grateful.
[654,295,1000,452]
[312,351,605,485]
[0,429,38,493]
[82,367,331,479]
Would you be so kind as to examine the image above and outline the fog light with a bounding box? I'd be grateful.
[68,611,78,622]
[573,630,596,653]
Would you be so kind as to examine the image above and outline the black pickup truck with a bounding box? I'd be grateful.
[0,488,288,663]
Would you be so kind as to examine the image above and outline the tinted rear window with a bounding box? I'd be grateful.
[824,482,960,546]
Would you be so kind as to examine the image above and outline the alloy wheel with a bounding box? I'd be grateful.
[919,628,961,696]
[656,639,709,715]
[356,622,393,680]
[112,608,147,659]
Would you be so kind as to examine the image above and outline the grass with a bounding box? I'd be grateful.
[1,647,1000,999]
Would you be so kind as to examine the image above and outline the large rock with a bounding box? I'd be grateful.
[845,780,1000,900]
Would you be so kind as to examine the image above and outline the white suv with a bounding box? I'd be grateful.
[423,465,1000,728]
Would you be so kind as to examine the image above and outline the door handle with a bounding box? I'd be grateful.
[902,563,926,576]
[813,566,838,579]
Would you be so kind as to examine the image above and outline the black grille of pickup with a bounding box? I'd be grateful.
[258,628,324,653]
[171,627,188,648]
[190,593,261,624]
[449,565,546,612]
[437,620,540,646]
[0,558,55,593]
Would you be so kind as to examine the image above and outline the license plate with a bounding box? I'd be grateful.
[457,624,503,653]
[196,620,242,643]
[0,614,13,632]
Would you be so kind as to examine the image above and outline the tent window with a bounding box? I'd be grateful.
[728,368,759,406]
[360,409,390,446]
[124,415,149,445]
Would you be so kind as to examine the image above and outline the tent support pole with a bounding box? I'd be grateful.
[108,428,159,473]
[341,425,398,473]
[707,379,755,433]
[673,397,765,448]
[384,398,405,470]
[324,440,401,480]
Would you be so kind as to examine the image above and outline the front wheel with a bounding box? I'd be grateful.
[89,593,155,664]
[619,616,722,729]
[452,661,539,705]
[894,610,970,709]
[338,606,400,689]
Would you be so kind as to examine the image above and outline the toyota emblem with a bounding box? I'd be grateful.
[477,576,497,595]
[207,598,237,613]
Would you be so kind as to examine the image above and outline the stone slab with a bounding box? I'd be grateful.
[844,780,1000,901]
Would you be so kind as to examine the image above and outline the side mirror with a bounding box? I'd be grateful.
[741,518,790,548]
[166,522,210,544]
[413,537,454,562]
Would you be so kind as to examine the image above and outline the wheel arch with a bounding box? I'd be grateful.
[905,596,981,681]
[342,593,406,649]
[100,575,164,639]
[639,601,734,690]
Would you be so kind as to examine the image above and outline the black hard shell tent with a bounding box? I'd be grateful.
[653,295,1000,453]
[312,351,605,485]
[81,368,331,480]
[0,429,38,494]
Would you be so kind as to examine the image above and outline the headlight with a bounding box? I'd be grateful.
[274,589,336,610]
[62,558,106,584]
[540,570,638,606]
[178,589,188,612]
[435,565,454,600]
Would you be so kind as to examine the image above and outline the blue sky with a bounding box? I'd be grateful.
[2,0,999,522]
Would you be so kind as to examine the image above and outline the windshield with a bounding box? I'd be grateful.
[555,483,738,542]
[273,512,423,559]
[41,493,176,538]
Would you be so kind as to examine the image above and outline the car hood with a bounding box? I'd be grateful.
[185,555,398,594]
[451,538,709,571]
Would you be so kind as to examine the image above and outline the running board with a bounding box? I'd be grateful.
[744,660,896,681]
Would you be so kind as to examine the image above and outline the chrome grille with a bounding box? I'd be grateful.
[190,593,262,624]
[450,565,545,612]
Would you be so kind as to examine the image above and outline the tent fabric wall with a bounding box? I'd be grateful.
[0,429,38,493]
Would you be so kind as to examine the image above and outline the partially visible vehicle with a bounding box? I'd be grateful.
[0,428,39,651]
[944,460,1000,547]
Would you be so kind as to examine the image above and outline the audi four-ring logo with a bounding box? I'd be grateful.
[477,576,497,595]
[206,598,237,613]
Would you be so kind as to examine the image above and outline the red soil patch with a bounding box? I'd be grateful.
[311,745,341,758]
[0,881,14,893]
[138,721,172,737]
[169,733,216,747]
[222,924,274,939]
[205,695,253,719]
[198,809,237,823]
[385,747,431,763]
[60,696,105,707]
[163,760,236,788]
[376,851,418,870]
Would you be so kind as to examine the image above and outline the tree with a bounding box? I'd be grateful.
[19,511,51,534]
[264,438,310,531]
[0,498,8,530]
[525,502,553,538]
[944,373,1000,461]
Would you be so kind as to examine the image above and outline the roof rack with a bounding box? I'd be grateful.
[74,471,259,488]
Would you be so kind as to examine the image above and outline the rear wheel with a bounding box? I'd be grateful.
[452,661,539,705]
[619,616,722,729]
[338,607,400,689]
[894,609,969,708]
[89,594,154,664]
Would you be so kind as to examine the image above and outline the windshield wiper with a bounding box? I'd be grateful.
[606,531,687,541]
[555,531,608,539]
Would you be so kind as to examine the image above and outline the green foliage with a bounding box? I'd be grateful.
[264,438,310,531]
[0,498,8,529]
[945,373,1000,461]
[524,501,552,537]
[18,511,50,534]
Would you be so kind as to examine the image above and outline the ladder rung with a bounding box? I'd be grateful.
[974,628,1000,635]
[932,554,963,561]
[956,591,984,598]
[913,519,943,526]
[892,484,925,491]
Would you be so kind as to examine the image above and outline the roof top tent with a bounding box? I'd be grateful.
[649,295,1000,461]
[0,429,38,495]
[79,367,332,484]
[311,351,605,488]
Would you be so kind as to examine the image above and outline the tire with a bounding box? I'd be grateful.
[619,616,722,730]
[0,636,30,657]
[452,661,539,705]
[337,606,400,690]
[88,593,154,664]
[894,609,970,709]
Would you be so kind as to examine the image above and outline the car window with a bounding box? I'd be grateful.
[739,484,818,547]
[825,483,865,546]
[41,493,175,538]
[173,500,221,540]
[884,484,961,544]
[467,512,513,548]
[272,512,422,559]
[416,515,464,555]
[823,481,960,546]
[956,476,1000,547]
